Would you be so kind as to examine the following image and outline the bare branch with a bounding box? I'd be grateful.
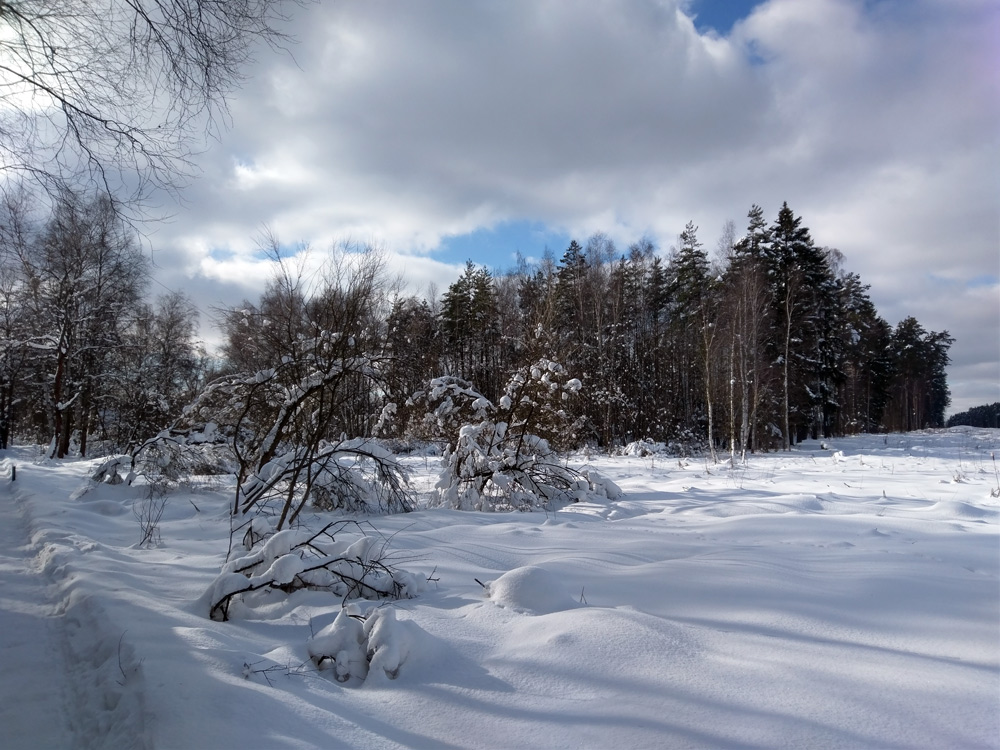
[0,0,302,213]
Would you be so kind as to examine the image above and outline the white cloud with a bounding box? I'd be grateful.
[147,0,1000,411]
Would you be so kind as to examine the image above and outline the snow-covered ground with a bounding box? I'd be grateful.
[2,429,998,749]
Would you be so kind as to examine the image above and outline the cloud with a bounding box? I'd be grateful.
[147,0,999,411]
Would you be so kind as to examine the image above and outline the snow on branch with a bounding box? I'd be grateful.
[411,360,620,511]
[203,520,423,622]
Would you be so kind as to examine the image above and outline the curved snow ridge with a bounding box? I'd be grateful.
[667,493,828,518]
[492,601,703,702]
[480,565,703,694]
[16,482,152,750]
[924,499,998,521]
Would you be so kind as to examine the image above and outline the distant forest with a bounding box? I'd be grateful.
[0,193,953,458]
[385,202,952,454]
[947,403,1000,429]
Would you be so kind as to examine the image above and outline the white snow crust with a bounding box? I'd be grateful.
[1,428,998,749]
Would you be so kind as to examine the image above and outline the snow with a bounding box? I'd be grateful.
[1,429,999,749]
[0,471,72,749]
[484,565,580,615]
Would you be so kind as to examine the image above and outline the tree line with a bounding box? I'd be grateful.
[387,202,953,456]
[947,403,1000,429]
[0,194,953,460]
[0,191,204,456]
[0,4,955,462]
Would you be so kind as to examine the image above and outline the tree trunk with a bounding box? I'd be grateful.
[51,341,68,459]
[782,288,794,451]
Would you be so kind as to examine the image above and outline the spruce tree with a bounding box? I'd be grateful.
[667,222,718,450]
[765,203,840,446]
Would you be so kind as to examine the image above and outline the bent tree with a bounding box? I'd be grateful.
[186,243,412,530]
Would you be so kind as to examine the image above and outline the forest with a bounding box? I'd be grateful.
[0,189,953,465]
[947,402,1000,429]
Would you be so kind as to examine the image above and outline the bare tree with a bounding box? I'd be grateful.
[101,290,205,450]
[191,240,412,529]
[0,0,298,208]
[0,186,34,447]
[720,250,771,461]
[16,191,148,457]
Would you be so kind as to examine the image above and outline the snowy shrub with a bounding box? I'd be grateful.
[405,376,492,446]
[618,432,710,458]
[668,428,710,457]
[90,427,232,547]
[308,605,417,684]
[90,424,232,488]
[204,520,423,622]
[621,439,669,457]
[413,360,620,511]
[236,437,414,520]
[163,249,417,531]
[177,342,415,528]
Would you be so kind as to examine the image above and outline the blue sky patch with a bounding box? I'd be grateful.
[435,220,573,272]
[966,274,999,289]
[690,0,762,35]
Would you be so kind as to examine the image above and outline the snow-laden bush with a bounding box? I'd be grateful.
[236,437,413,519]
[90,423,232,487]
[621,439,668,457]
[180,249,417,530]
[203,520,423,621]
[406,376,492,445]
[411,360,621,511]
[619,431,709,458]
[181,358,415,526]
[308,605,418,684]
[90,425,233,547]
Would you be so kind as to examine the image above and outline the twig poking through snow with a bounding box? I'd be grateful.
[990,452,1000,498]
[116,632,128,686]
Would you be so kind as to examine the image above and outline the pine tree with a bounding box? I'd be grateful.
[667,221,718,451]
[833,272,893,433]
[439,262,501,399]
[885,318,952,430]
[552,240,589,349]
[384,295,440,428]
[765,203,840,447]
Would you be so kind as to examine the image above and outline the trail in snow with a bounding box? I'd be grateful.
[0,462,71,750]
[1,452,150,750]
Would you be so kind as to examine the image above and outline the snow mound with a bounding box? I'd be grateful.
[308,608,369,683]
[486,565,580,615]
[364,607,414,683]
[927,499,998,521]
[308,606,417,684]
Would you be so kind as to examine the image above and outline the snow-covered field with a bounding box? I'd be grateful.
[2,429,998,749]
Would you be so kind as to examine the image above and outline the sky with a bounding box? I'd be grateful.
[145,0,1000,416]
